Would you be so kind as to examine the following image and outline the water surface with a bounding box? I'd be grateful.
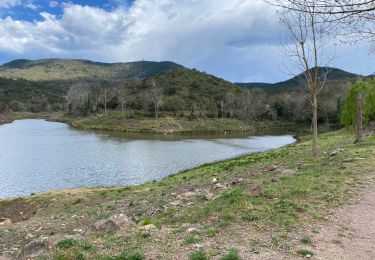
[0,119,295,199]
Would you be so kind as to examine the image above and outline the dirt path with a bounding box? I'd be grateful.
[311,185,375,260]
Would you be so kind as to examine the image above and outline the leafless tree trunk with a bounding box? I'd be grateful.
[151,80,163,119]
[276,0,330,159]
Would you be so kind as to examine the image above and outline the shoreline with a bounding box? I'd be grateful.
[0,111,307,135]
[0,133,298,202]
[0,129,374,259]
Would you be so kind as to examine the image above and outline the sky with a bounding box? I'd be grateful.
[0,0,374,83]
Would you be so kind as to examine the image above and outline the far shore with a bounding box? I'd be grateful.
[0,111,308,135]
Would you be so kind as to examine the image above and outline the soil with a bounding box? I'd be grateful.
[311,182,375,260]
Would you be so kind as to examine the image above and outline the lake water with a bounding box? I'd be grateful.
[0,119,295,199]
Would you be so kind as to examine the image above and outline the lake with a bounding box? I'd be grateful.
[0,119,295,199]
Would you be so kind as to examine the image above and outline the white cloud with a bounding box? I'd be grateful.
[0,0,374,82]
[0,0,22,8]
[49,1,58,8]
[25,1,37,10]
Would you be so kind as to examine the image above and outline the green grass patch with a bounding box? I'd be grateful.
[221,249,241,260]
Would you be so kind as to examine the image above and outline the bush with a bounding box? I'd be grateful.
[57,239,78,249]
[116,249,145,260]
[221,249,241,260]
[189,249,208,260]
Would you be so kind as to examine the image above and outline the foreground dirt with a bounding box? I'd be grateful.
[311,180,375,260]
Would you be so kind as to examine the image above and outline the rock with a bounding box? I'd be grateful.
[187,227,197,233]
[249,187,262,197]
[176,192,196,201]
[19,234,84,258]
[94,214,135,231]
[212,178,218,183]
[267,165,278,171]
[306,254,312,258]
[139,224,158,232]
[26,233,34,239]
[330,148,344,157]
[170,200,181,206]
[0,218,12,226]
[215,183,225,189]
[19,237,49,258]
[281,169,296,175]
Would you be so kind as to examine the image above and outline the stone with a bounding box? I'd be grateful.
[94,214,134,231]
[266,165,278,171]
[0,218,12,226]
[26,233,34,239]
[187,227,197,233]
[215,183,225,189]
[19,234,84,258]
[139,224,158,232]
[212,178,218,183]
[170,200,181,206]
[282,169,296,175]
[19,237,49,258]
[249,187,262,197]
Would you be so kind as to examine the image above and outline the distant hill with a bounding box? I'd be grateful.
[0,77,65,112]
[236,67,361,92]
[0,59,183,81]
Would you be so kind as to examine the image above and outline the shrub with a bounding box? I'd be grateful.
[116,249,145,260]
[189,249,208,260]
[57,239,78,249]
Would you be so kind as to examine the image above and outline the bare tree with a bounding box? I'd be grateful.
[151,80,163,119]
[266,1,375,42]
[67,82,90,113]
[273,0,331,159]
[100,81,110,117]
[118,81,128,119]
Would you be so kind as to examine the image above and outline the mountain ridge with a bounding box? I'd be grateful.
[0,58,184,81]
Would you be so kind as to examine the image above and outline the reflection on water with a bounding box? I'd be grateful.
[0,119,295,199]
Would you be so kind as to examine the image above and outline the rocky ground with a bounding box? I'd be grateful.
[0,130,374,259]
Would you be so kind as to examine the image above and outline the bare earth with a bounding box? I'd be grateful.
[311,183,375,260]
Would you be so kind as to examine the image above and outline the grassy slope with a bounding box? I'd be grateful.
[0,130,374,259]
[0,59,182,81]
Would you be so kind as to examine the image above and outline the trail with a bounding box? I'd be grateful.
[312,185,375,260]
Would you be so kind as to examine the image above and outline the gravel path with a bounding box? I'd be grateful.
[312,186,375,260]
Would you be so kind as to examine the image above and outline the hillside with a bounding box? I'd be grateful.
[236,67,360,92]
[0,59,183,81]
[0,78,65,112]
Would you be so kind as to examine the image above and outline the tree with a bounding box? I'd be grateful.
[67,82,90,114]
[342,79,375,142]
[266,1,375,42]
[100,81,110,117]
[272,0,330,159]
[151,79,163,119]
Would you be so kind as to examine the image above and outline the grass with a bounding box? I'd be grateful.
[297,249,314,257]
[189,249,208,260]
[0,130,374,259]
[221,249,241,260]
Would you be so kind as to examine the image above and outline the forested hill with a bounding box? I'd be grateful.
[0,59,183,81]
[0,59,365,124]
[235,67,361,92]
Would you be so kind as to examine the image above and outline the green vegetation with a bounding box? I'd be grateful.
[0,77,65,113]
[0,129,374,259]
[221,249,241,260]
[0,58,363,127]
[297,249,314,257]
[342,79,375,129]
[189,249,208,260]
[0,59,182,81]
